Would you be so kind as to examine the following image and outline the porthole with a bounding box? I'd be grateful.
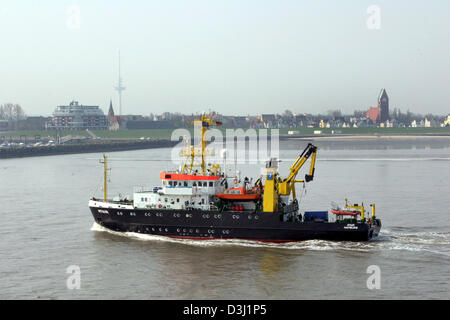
[255,215,259,220]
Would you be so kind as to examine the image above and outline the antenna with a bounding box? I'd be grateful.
[114,51,126,116]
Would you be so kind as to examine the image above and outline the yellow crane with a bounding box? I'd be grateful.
[263,143,317,212]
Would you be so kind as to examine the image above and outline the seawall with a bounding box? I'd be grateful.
[0,139,179,159]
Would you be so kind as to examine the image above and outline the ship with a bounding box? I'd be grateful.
[89,114,381,242]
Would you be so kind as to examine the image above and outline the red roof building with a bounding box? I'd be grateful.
[365,106,380,123]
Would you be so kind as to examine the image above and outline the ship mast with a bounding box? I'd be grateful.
[100,154,110,201]
[181,113,222,175]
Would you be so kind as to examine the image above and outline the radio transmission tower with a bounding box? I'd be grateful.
[114,51,126,116]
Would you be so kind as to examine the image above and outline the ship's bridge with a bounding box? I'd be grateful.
[132,172,224,210]
[160,172,222,196]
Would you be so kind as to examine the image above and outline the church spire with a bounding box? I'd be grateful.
[108,99,115,118]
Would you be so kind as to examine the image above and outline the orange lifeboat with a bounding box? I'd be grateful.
[331,209,360,216]
[216,186,261,201]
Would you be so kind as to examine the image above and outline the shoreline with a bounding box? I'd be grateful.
[1,134,449,159]
[283,134,450,140]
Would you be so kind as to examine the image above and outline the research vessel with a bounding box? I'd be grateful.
[89,114,381,242]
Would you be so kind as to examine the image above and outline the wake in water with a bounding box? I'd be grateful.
[91,223,450,257]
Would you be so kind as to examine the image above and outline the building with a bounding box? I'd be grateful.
[107,100,120,131]
[108,99,115,120]
[378,89,389,123]
[443,115,450,127]
[46,101,108,130]
[365,106,380,123]
[0,120,8,131]
[260,114,277,128]
[126,120,177,130]
[364,89,389,124]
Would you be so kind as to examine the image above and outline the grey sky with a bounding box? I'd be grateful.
[0,0,449,116]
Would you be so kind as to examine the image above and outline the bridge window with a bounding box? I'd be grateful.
[209,182,213,187]
[184,181,188,186]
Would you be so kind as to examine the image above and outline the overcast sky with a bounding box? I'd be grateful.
[0,0,449,116]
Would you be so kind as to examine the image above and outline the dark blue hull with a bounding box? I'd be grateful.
[89,205,381,242]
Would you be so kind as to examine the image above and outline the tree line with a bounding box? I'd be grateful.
[0,103,26,121]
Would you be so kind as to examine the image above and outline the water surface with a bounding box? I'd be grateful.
[1,139,449,299]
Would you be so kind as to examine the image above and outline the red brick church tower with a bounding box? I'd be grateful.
[365,89,389,124]
[378,89,389,123]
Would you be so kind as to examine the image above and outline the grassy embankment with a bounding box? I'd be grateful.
[1,127,449,140]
